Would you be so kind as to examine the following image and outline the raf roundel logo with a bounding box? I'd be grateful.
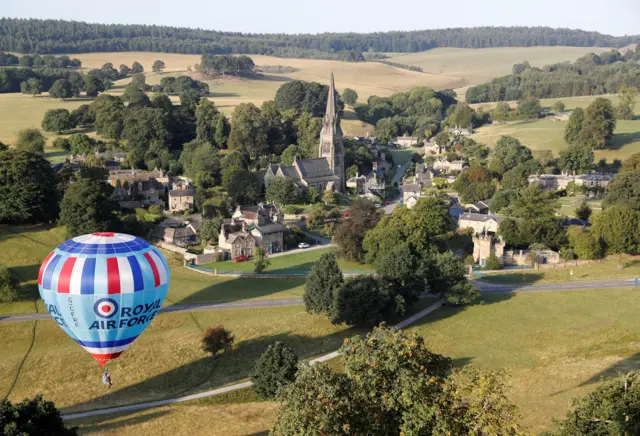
[94,298,118,319]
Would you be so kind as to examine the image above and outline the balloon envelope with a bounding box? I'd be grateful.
[38,232,170,366]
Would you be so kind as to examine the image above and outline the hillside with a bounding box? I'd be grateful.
[1,18,638,58]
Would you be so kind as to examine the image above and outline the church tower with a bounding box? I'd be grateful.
[318,72,345,191]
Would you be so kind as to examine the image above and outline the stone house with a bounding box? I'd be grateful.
[396,135,418,148]
[415,163,433,187]
[424,140,444,156]
[154,218,200,247]
[223,204,287,255]
[403,183,421,203]
[458,213,505,235]
[169,189,195,212]
[433,158,466,174]
[218,219,256,259]
[472,234,505,266]
[465,200,490,214]
[528,173,612,191]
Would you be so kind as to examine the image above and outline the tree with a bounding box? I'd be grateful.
[0,149,59,223]
[119,63,131,76]
[20,77,42,96]
[274,80,342,117]
[15,128,45,154]
[620,153,640,173]
[552,101,565,112]
[604,171,640,210]
[41,108,74,134]
[195,98,220,144]
[519,216,566,251]
[488,136,532,176]
[330,275,392,325]
[122,107,169,150]
[334,201,380,262]
[201,325,234,359]
[52,137,70,151]
[266,177,297,206]
[60,178,119,237]
[91,94,125,141]
[581,97,616,149]
[48,78,73,99]
[445,281,481,305]
[516,98,541,119]
[251,341,298,399]
[0,395,78,435]
[68,133,93,156]
[491,101,511,123]
[592,205,640,254]
[501,164,531,191]
[507,185,559,219]
[453,165,496,203]
[228,103,268,159]
[557,143,594,174]
[564,107,585,144]
[551,370,640,436]
[227,170,261,204]
[0,264,19,302]
[342,88,358,106]
[152,60,166,74]
[199,217,223,245]
[575,201,592,221]
[484,252,502,270]
[615,83,638,120]
[71,104,95,127]
[566,226,603,260]
[272,326,522,435]
[322,189,337,205]
[131,61,144,74]
[303,252,343,314]
[82,73,104,98]
[180,88,202,111]
[131,73,146,88]
[253,247,271,273]
[122,83,150,107]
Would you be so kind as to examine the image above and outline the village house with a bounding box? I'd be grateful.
[433,158,467,174]
[346,170,386,199]
[528,173,612,191]
[154,216,201,247]
[168,189,195,212]
[219,204,288,256]
[402,183,421,203]
[396,135,419,148]
[415,163,433,187]
[464,200,491,214]
[424,140,445,156]
[457,212,505,235]
[107,168,169,188]
[218,219,256,259]
[472,234,560,267]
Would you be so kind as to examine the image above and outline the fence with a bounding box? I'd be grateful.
[186,264,373,279]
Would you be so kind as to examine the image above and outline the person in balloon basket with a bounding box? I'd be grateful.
[102,369,113,388]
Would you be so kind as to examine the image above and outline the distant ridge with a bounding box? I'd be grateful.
[0,18,638,58]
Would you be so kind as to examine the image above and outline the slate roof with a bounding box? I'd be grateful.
[169,189,195,197]
[403,183,421,193]
[459,213,505,223]
[254,222,288,234]
[296,158,339,184]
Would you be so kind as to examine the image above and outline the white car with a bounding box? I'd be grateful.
[298,243,310,249]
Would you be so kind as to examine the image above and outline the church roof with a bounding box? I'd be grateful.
[295,158,339,183]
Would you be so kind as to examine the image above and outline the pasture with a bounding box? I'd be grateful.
[471,94,640,162]
[386,46,605,89]
[407,288,640,433]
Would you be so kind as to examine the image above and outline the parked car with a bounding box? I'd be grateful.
[383,200,389,206]
[233,255,249,262]
[343,211,349,217]
[298,242,310,249]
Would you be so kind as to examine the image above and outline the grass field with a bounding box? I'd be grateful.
[407,288,640,433]
[471,95,640,161]
[477,256,640,284]
[386,46,605,90]
[201,247,372,274]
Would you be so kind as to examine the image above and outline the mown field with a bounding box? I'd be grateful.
[407,288,640,433]
[471,95,640,162]
[386,46,605,90]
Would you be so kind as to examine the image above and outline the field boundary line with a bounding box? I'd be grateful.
[62,299,444,421]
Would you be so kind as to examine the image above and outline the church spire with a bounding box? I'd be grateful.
[318,72,345,191]
[325,71,336,120]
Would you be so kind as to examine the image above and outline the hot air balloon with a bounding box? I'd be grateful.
[38,232,170,366]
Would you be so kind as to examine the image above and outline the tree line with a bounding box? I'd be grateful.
[376,59,424,72]
[466,47,640,103]
[1,18,638,58]
[0,52,81,67]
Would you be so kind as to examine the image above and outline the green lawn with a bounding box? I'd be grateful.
[558,195,603,218]
[477,257,640,285]
[390,149,415,166]
[407,288,640,433]
[201,247,372,274]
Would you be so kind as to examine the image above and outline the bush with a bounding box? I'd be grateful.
[201,325,234,359]
[52,137,71,151]
[552,101,565,112]
[253,247,271,273]
[251,342,299,399]
[484,252,502,270]
[0,265,20,302]
[283,205,302,215]
[443,281,480,305]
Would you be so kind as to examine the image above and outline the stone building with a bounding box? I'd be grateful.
[458,213,505,235]
[472,234,505,266]
[396,135,418,148]
[528,173,612,191]
[264,158,339,192]
[168,189,195,212]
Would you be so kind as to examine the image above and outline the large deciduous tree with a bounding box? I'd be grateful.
[0,149,59,223]
[42,108,74,134]
[557,142,594,174]
[226,169,261,204]
[564,107,585,144]
[604,171,640,210]
[48,78,73,99]
[334,201,380,262]
[151,60,165,74]
[488,136,532,176]
[615,83,638,120]
[265,177,297,206]
[15,128,46,154]
[60,178,119,237]
[591,205,640,254]
[91,94,125,141]
[342,88,358,106]
[0,395,78,435]
[228,103,268,159]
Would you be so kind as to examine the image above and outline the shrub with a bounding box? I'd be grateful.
[552,101,565,112]
[253,247,271,273]
[484,252,502,270]
[251,342,299,399]
[0,265,20,302]
[201,325,234,359]
[304,252,344,314]
[283,205,302,215]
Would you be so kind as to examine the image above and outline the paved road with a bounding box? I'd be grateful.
[0,299,305,323]
[61,299,445,421]
[473,278,637,293]
[384,158,413,215]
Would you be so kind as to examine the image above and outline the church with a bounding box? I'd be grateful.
[264,73,345,192]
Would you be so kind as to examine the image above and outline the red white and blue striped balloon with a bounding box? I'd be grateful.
[38,232,170,366]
